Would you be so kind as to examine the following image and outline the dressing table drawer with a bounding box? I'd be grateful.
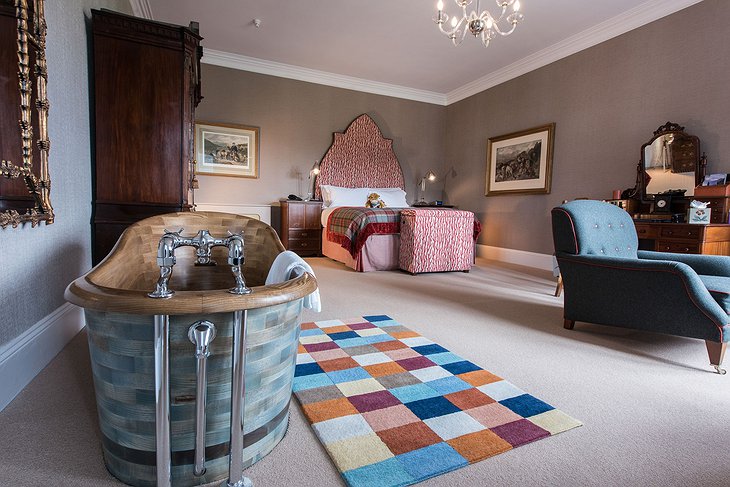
[656,241,700,254]
[659,226,700,239]
[635,224,659,239]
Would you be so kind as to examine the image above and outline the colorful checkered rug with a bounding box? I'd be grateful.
[293,315,582,487]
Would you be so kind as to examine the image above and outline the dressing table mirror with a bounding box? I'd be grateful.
[0,0,52,228]
[639,122,705,204]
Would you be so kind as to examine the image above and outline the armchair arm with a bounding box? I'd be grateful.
[556,253,728,341]
[637,250,730,277]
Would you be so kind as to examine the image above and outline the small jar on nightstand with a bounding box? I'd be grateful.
[279,199,322,256]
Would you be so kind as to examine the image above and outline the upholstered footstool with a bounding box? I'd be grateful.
[399,208,478,274]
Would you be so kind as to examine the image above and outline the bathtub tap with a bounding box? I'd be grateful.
[149,229,251,298]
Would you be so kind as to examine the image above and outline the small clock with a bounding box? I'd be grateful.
[653,194,672,213]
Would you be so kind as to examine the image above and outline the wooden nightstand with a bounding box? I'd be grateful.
[279,200,322,256]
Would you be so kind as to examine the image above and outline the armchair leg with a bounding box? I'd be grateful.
[564,319,575,330]
[706,341,727,375]
[554,274,563,297]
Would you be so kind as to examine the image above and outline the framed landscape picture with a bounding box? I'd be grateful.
[195,121,260,178]
[485,123,555,196]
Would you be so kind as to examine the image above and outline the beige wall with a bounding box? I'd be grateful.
[0,0,131,347]
[446,0,730,254]
[195,66,446,207]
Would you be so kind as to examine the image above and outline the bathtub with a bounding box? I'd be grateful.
[65,212,317,487]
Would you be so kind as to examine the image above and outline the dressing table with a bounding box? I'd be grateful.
[630,122,730,256]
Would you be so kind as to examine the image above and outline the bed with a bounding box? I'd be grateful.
[316,114,408,272]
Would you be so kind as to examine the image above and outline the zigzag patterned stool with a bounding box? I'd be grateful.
[399,208,478,275]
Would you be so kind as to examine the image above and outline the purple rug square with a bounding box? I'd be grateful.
[349,322,377,330]
[305,341,340,353]
[397,356,436,371]
[491,419,550,447]
[349,390,401,413]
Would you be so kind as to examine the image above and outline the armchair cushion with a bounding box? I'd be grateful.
[699,275,730,315]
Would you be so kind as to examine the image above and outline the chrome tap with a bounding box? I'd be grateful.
[148,228,251,298]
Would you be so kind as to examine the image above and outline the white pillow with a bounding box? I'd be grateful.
[369,187,409,208]
[325,186,370,208]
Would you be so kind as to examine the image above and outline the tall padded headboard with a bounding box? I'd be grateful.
[314,114,405,200]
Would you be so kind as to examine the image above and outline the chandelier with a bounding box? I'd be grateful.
[434,0,524,47]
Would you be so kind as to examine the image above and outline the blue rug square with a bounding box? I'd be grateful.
[500,394,554,418]
[362,334,396,344]
[329,331,360,341]
[300,328,325,337]
[335,337,371,348]
[412,344,450,356]
[343,457,414,487]
[427,352,464,366]
[404,396,461,420]
[390,383,441,403]
[396,442,468,479]
[363,315,392,322]
[441,360,481,375]
[424,376,472,395]
[292,373,334,392]
[327,367,371,384]
[295,363,324,377]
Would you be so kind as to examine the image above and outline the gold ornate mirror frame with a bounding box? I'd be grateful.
[0,0,52,228]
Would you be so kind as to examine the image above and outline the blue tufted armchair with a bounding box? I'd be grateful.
[552,200,730,373]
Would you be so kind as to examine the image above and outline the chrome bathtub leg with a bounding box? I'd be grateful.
[226,310,253,487]
[188,321,217,477]
[154,314,172,487]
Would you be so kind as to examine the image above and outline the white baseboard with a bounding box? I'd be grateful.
[194,203,272,225]
[0,303,85,412]
[477,244,554,272]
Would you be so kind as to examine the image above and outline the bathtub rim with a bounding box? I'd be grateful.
[65,272,317,315]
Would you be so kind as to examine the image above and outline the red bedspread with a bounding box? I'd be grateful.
[326,207,482,258]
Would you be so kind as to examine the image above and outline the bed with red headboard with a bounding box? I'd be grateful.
[315,114,409,271]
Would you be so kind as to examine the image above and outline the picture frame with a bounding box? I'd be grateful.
[485,123,555,196]
[195,121,260,178]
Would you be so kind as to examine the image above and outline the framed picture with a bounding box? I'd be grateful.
[195,121,260,178]
[485,123,555,196]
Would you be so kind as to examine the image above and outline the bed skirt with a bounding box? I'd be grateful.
[322,234,400,272]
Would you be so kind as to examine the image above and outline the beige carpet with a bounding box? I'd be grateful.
[1,257,730,486]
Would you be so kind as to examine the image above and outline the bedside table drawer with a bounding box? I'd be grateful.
[656,240,700,254]
[289,239,320,252]
[289,229,321,240]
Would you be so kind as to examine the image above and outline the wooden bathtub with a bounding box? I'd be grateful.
[65,212,317,487]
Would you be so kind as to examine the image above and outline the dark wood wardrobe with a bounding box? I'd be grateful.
[91,9,202,264]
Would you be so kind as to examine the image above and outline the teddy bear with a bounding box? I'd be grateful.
[365,192,386,208]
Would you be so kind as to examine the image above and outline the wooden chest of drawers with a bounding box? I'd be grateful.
[279,200,322,256]
[633,222,730,255]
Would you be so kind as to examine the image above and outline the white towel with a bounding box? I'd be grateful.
[265,251,321,312]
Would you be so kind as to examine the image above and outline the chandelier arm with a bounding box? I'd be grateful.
[492,22,518,36]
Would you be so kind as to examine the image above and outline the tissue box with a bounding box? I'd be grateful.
[688,207,711,224]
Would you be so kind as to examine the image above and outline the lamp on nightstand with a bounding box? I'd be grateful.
[304,160,320,201]
[415,170,436,205]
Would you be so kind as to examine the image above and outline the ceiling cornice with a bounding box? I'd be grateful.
[149,0,704,107]
[445,0,704,104]
[201,49,448,106]
[129,0,153,20]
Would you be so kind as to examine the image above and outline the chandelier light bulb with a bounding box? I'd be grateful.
[434,0,524,47]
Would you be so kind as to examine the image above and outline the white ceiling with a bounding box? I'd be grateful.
[139,0,703,104]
